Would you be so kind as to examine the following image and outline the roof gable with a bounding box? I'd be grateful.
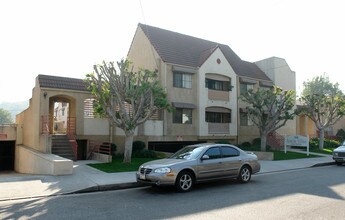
[138,23,271,81]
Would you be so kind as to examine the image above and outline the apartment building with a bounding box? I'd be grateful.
[128,24,296,148]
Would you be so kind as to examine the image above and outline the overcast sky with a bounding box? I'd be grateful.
[1,0,344,103]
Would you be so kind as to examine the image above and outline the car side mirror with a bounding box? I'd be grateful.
[201,155,210,160]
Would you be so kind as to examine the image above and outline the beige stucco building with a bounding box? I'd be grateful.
[0,23,301,175]
[127,24,297,148]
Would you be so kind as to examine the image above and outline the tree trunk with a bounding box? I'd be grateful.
[260,134,267,151]
[319,128,325,150]
[123,130,134,163]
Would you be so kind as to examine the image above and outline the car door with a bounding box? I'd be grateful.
[220,146,242,177]
[197,147,224,180]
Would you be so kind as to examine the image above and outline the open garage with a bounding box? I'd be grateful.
[0,141,15,171]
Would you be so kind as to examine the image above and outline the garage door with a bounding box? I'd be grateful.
[0,141,15,171]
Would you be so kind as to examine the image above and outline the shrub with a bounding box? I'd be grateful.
[215,140,230,144]
[133,149,157,158]
[324,138,340,148]
[309,138,319,149]
[309,137,340,149]
[252,138,261,147]
[266,145,272,151]
[132,141,146,152]
[241,142,251,148]
[111,143,117,156]
[336,129,345,141]
[113,153,124,159]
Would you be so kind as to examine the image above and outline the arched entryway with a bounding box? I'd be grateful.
[48,95,76,135]
[42,95,78,160]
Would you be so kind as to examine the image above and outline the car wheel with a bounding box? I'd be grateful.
[175,171,194,192]
[336,162,343,166]
[238,165,252,183]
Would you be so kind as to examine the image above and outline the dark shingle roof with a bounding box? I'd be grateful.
[37,74,89,91]
[138,23,271,81]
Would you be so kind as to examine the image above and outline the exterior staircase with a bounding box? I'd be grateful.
[52,135,75,160]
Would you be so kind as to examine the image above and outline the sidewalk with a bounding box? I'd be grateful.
[0,152,335,201]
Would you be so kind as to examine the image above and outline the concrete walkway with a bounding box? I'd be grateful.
[0,151,336,201]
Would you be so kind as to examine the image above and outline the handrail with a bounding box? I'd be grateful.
[67,117,78,160]
[41,115,50,134]
[87,140,111,159]
[67,133,78,161]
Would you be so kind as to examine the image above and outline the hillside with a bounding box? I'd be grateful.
[0,101,29,121]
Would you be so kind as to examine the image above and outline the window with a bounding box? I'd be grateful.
[173,108,192,124]
[240,83,254,94]
[204,147,221,159]
[240,112,253,126]
[173,72,192,89]
[221,146,239,157]
[205,78,231,91]
[260,86,272,91]
[206,112,231,123]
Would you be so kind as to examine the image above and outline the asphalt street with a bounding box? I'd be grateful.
[1,165,344,220]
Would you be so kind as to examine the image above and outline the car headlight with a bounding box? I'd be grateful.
[334,152,339,156]
[154,167,171,173]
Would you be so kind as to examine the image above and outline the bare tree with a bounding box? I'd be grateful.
[86,60,171,163]
[240,86,296,151]
[299,75,345,150]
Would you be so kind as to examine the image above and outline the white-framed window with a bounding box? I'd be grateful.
[173,108,192,124]
[205,112,231,123]
[240,83,254,95]
[205,78,232,91]
[173,72,192,89]
[240,112,254,126]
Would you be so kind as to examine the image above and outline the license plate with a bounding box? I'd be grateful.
[140,173,146,180]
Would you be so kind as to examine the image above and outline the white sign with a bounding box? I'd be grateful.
[284,135,310,156]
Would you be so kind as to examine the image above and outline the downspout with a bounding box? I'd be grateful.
[163,61,167,137]
[109,119,113,143]
[236,76,239,146]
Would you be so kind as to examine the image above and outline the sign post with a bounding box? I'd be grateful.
[284,135,309,156]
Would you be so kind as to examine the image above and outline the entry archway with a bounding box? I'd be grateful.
[48,95,76,135]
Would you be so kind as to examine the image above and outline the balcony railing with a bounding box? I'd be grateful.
[208,90,229,101]
[208,123,230,134]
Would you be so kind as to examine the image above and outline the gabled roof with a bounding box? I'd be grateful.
[37,74,89,91]
[138,23,271,81]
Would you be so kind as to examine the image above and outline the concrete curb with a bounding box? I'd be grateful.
[257,161,335,175]
[73,182,144,194]
[311,161,336,167]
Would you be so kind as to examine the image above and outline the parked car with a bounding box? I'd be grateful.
[136,143,260,192]
[333,142,345,165]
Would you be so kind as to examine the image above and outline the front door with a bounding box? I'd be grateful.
[197,147,224,179]
[220,146,242,176]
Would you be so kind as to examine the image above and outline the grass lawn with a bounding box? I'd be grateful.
[291,146,335,155]
[308,148,334,155]
[239,146,324,160]
[88,157,158,173]
[88,149,323,173]
[273,150,321,160]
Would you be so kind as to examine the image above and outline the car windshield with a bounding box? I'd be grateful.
[170,146,204,160]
